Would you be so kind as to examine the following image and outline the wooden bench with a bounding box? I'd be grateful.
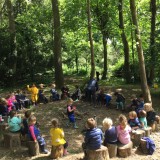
[84,145,110,160]
[27,141,40,156]
[144,127,152,137]
[50,145,64,159]
[105,143,117,158]
[117,141,133,158]
[150,121,158,132]
[3,132,21,149]
[0,123,8,132]
[131,129,145,147]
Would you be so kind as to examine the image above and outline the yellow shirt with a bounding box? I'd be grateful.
[50,128,66,146]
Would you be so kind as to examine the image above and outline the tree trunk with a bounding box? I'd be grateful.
[149,0,156,84]
[6,0,17,85]
[118,0,131,83]
[101,34,108,80]
[129,0,151,103]
[51,0,64,88]
[75,54,79,73]
[87,0,95,79]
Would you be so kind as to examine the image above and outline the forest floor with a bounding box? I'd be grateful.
[0,78,160,160]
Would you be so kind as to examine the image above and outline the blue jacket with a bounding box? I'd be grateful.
[142,137,155,155]
[85,128,103,150]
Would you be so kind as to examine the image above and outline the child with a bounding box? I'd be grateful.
[61,85,70,99]
[135,94,144,114]
[114,91,125,110]
[38,84,48,104]
[127,94,139,111]
[0,97,8,116]
[8,110,22,133]
[71,85,81,101]
[82,118,103,153]
[50,84,60,101]
[27,115,48,154]
[102,117,117,145]
[66,98,78,129]
[97,88,106,106]
[50,118,68,158]
[139,110,147,129]
[144,103,156,126]
[117,114,131,145]
[128,111,141,130]
[27,84,39,106]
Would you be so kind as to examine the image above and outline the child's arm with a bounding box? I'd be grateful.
[67,106,75,112]
[29,125,37,142]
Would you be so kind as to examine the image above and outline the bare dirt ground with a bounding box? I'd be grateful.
[0,82,160,160]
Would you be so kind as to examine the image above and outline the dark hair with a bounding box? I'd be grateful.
[139,110,147,118]
[25,110,32,118]
[9,110,17,118]
[51,118,59,128]
[87,118,96,129]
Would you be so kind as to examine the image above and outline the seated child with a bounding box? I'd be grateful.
[27,84,39,106]
[117,114,131,145]
[139,110,147,129]
[135,94,144,114]
[27,115,48,154]
[8,110,22,133]
[50,118,68,158]
[97,88,106,106]
[82,118,103,154]
[71,85,81,101]
[15,89,31,109]
[102,117,117,145]
[114,91,125,110]
[38,84,48,104]
[105,94,112,107]
[127,94,139,111]
[50,84,60,101]
[61,85,70,99]
[66,98,78,129]
[128,111,141,130]
[0,97,8,116]
[144,103,156,126]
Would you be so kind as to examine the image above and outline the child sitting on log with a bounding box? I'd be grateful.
[114,91,125,111]
[0,97,8,116]
[128,111,141,130]
[139,110,148,129]
[82,118,103,154]
[8,110,22,133]
[71,85,81,101]
[66,98,78,129]
[144,103,156,126]
[50,84,60,101]
[117,114,131,145]
[127,94,139,112]
[50,118,68,158]
[27,115,48,154]
[102,117,118,145]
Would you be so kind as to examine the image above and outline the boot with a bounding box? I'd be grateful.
[40,145,49,154]
[74,123,78,129]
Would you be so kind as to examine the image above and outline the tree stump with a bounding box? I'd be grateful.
[117,141,133,158]
[144,127,152,137]
[50,145,64,159]
[0,123,8,132]
[150,121,158,132]
[27,141,40,156]
[84,145,110,160]
[106,143,117,158]
[140,138,148,154]
[2,116,8,123]
[131,129,145,147]
[3,132,21,149]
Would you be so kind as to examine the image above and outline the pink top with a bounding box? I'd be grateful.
[29,125,36,141]
[6,99,13,112]
[117,125,131,144]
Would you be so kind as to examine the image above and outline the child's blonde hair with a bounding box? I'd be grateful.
[119,114,127,128]
[129,111,137,118]
[51,118,59,128]
[144,103,153,112]
[52,84,56,88]
[67,98,73,104]
[0,98,7,106]
[102,117,113,130]
[86,118,96,129]
[28,115,36,125]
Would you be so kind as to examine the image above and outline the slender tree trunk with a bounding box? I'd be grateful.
[149,0,156,84]
[118,0,130,83]
[101,34,108,79]
[87,0,95,79]
[51,0,64,88]
[6,0,17,85]
[75,54,79,73]
[129,0,151,103]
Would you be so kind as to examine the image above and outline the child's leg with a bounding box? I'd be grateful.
[63,142,69,155]
[37,136,48,154]
[119,102,124,110]
[116,102,119,109]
